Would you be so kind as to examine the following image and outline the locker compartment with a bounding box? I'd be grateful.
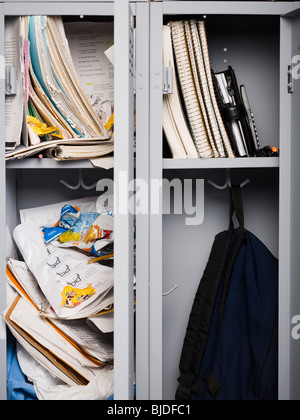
[6,168,113,236]
[4,13,114,157]
[147,1,297,400]
[5,167,115,400]
[162,14,280,159]
[162,168,279,399]
[1,0,136,400]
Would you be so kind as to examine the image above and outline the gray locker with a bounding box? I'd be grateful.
[2,0,300,402]
[0,0,140,401]
[142,0,300,401]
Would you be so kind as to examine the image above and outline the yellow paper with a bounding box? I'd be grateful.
[104,114,114,130]
[27,116,63,138]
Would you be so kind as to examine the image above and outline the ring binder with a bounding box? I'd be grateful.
[214,66,257,157]
[5,67,17,96]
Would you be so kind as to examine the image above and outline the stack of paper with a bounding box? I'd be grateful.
[163,20,235,159]
[3,196,115,389]
[5,260,114,386]
[5,16,114,161]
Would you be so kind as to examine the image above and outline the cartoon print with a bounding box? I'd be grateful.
[61,284,96,308]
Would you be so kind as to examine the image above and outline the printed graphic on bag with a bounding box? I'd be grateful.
[61,284,96,308]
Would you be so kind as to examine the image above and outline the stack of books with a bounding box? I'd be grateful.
[5,16,114,161]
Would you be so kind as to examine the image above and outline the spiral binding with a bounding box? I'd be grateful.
[170,19,237,159]
[189,20,223,158]
[250,112,260,150]
[184,20,218,158]
[171,21,212,158]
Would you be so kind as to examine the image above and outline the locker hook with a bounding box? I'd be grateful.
[163,284,178,297]
[59,170,98,190]
[207,168,231,190]
[207,169,250,190]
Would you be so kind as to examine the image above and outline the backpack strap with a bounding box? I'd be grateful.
[176,185,245,400]
[218,227,246,326]
[229,185,244,229]
[219,184,246,324]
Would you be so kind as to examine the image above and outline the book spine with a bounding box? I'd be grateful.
[183,20,218,158]
[197,21,235,158]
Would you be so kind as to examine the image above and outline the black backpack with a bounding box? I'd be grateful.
[176,185,278,401]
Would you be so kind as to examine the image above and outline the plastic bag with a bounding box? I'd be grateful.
[42,201,114,258]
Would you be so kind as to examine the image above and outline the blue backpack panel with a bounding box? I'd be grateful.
[176,185,278,401]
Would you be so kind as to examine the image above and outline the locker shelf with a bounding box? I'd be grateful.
[162,157,279,170]
[6,159,97,169]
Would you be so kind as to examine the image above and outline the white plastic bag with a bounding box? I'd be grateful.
[17,343,114,400]
[13,224,114,319]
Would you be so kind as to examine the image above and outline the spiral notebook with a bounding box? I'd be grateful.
[169,20,235,159]
[162,25,198,158]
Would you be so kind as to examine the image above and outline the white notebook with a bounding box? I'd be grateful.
[170,21,212,158]
[163,25,198,158]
